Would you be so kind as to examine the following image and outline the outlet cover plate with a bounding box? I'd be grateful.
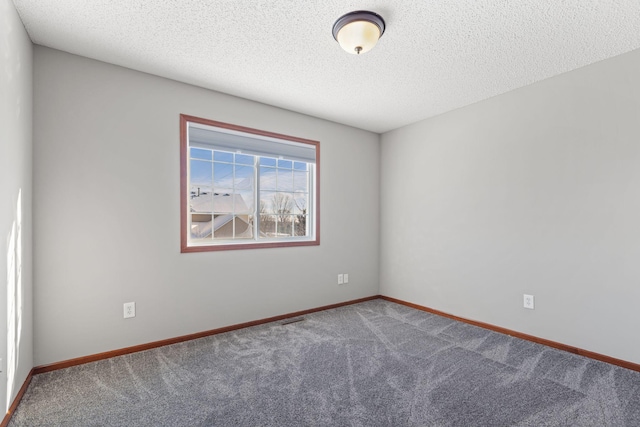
[523,294,534,310]
[124,302,136,318]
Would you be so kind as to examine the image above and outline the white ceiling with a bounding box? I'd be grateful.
[12,0,640,133]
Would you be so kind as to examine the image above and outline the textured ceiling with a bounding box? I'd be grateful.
[12,0,640,133]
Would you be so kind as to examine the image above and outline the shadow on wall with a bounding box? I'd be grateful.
[6,189,24,411]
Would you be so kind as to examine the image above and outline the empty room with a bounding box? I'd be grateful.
[2,0,640,425]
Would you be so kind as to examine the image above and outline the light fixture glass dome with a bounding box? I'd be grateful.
[333,11,386,55]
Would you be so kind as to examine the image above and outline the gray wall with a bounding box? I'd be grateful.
[0,0,34,411]
[33,47,380,366]
[22,17,640,374]
[381,48,640,364]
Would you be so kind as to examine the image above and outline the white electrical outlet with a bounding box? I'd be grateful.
[344,273,349,284]
[523,294,534,310]
[338,274,344,285]
[124,302,136,318]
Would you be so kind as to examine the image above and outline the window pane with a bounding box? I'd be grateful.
[234,215,253,239]
[212,213,234,239]
[278,159,292,169]
[190,160,212,215]
[271,192,294,217]
[191,213,213,239]
[236,191,254,214]
[234,165,254,213]
[293,170,308,192]
[276,215,293,237]
[260,166,277,190]
[260,191,276,214]
[260,156,277,167]
[294,161,307,171]
[214,151,233,162]
[259,214,276,237]
[213,194,234,214]
[190,190,213,214]
[292,194,308,214]
[190,160,212,188]
[190,148,212,160]
[294,215,308,237]
[277,169,293,192]
[213,162,233,193]
[234,165,254,189]
[235,153,254,165]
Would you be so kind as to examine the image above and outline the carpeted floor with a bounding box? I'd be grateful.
[8,299,640,426]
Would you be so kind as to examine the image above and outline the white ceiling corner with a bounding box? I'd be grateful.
[12,0,640,133]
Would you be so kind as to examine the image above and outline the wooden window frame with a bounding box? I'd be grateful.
[180,114,320,252]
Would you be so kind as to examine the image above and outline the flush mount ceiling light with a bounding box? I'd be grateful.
[332,10,386,55]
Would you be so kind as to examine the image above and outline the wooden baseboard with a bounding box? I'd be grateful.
[1,368,34,427]
[380,295,640,372]
[34,295,379,375]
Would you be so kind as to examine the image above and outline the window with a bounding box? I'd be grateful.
[180,115,320,252]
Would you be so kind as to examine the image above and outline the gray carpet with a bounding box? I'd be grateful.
[9,299,640,426]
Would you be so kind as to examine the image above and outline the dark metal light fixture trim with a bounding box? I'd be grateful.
[332,10,386,55]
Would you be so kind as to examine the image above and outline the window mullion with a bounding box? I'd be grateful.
[254,157,260,241]
[210,159,215,241]
[275,163,279,237]
[232,157,236,239]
